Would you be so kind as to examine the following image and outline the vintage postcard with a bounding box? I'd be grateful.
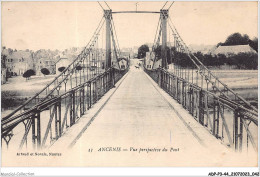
[1,1,258,171]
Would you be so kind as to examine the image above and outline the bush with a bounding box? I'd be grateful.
[58,66,66,72]
[76,65,82,71]
[28,69,35,76]
[23,69,35,80]
[41,68,50,76]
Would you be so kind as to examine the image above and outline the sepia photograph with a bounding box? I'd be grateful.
[1,0,259,174]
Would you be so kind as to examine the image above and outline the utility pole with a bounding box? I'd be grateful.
[160,9,168,69]
[104,10,112,69]
[135,2,139,12]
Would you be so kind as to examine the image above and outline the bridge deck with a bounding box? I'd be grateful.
[46,63,255,166]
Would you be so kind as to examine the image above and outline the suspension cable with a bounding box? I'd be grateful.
[168,21,173,68]
[161,1,168,9]
[109,23,120,68]
[97,1,105,10]
[167,1,175,10]
[104,1,111,10]
[152,24,162,69]
[168,17,200,68]
[111,17,121,57]
[111,23,120,58]
[152,17,161,51]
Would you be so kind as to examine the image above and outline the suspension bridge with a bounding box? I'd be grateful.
[1,2,258,162]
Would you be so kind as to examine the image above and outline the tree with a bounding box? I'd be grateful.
[1,54,7,68]
[137,45,149,58]
[249,37,258,52]
[28,69,36,76]
[23,69,35,80]
[222,33,250,46]
[153,45,172,63]
[8,48,13,55]
[216,54,227,68]
[58,66,66,72]
[231,53,258,69]
[41,68,50,76]
[216,42,223,47]
[153,45,162,60]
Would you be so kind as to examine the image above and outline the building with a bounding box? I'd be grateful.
[144,51,162,69]
[188,44,215,54]
[118,58,128,70]
[145,52,155,69]
[1,51,7,84]
[88,51,106,70]
[36,58,56,75]
[120,51,131,59]
[153,59,162,69]
[211,44,257,56]
[133,46,139,57]
[1,68,7,84]
[121,48,135,58]
[5,51,34,76]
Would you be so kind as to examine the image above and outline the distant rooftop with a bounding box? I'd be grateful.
[6,50,32,60]
[212,44,257,55]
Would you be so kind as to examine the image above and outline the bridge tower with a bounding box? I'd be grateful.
[104,10,112,69]
[160,9,168,69]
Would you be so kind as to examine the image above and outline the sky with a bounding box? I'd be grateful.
[1,1,258,51]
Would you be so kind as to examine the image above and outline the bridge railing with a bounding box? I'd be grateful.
[145,67,258,152]
[167,60,257,112]
[2,67,128,150]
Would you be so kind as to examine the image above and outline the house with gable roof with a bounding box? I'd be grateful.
[211,44,257,56]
